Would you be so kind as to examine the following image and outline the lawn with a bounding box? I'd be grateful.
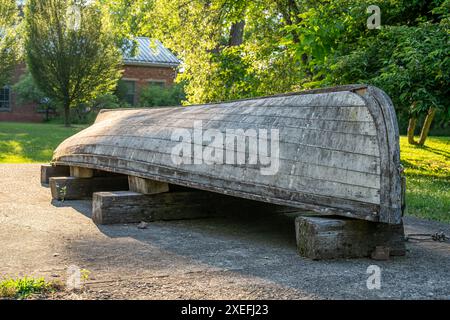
[0,122,448,222]
[400,136,449,222]
[0,122,87,163]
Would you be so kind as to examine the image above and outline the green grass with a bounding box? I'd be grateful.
[0,122,448,222]
[0,122,87,163]
[400,136,450,222]
[0,277,63,299]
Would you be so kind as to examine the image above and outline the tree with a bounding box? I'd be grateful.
[109,0,449,142]
[142,0,307,104]
[23,0,122,126]
[0,0,19,86]
[283,0,449,145]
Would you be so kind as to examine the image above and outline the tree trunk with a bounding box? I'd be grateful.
[417,108,436,146]
[64,102,71,127]
[228,20,245,47]
[407,107,437,146]
[407,117,418,145]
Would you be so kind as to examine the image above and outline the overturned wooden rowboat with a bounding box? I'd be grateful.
[52,85,404,225]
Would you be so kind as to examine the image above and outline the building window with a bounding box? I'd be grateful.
[0,86,11,111]
[148,80,165,88]
[122,80,136,106]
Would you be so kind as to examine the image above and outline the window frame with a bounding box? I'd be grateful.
[0,86,11,112]
[121,79,137,106]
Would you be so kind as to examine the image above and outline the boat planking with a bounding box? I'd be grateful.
[52,85,404,224]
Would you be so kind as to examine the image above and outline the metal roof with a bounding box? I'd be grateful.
[123,37,180,67]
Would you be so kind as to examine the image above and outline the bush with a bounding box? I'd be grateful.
[70,93,130,124]
[13,72,59,121]
[139,82,186,107]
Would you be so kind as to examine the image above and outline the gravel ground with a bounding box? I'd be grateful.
[0,164,449,300]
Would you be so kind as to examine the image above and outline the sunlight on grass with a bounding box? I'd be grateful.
[0,140,32,162]
[0,122,86,163]
[400,136,450,178]
[400,136,449,222]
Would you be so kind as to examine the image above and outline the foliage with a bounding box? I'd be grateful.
[13,72,59,120]
[13,73,126,124]
[139,0,307,103]
[282,0,450,138]
[98,0,155,54]
[0,122,87,163]
[12,72,60,119]
[0,0,20,86]
[325,23,449,125]
[139,82,186,107]
[118,0,449,137]
[13,72,47,106]
[0,277,63,299]
[71,93,129,124]
[23,0,123,126]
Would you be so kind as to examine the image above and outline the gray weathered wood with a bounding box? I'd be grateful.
[295,216,406,260]
[50,176,129,200]
[51,85,403,224]
[41,164,70,185]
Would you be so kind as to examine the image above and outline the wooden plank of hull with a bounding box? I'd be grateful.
[52,85,403,224]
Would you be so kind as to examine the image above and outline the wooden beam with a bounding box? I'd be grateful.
[41,164,70,185]
[70,166,94,178]
[295,216,405,260]
[50,176,129,200]
[93,191,217,224]
[128,176,169,194]
[92,189,300,225]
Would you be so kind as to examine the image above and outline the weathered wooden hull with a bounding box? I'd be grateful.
[52,85,403,224]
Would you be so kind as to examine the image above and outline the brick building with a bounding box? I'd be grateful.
[0,37,180,122]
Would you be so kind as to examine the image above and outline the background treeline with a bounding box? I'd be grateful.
[139,0,449,141]
[1,0,448,141]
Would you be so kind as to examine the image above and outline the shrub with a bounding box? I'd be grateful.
[139,82,186,107]
[13,72,59,121]
[71,93,130,124]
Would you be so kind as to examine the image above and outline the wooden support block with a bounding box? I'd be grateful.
[50,176,129,200]
[128,176,169,194]
[70,166,94,178]
[41,164,70,185]
[92,191,223,224]
[295,216,405,260]
[92,189,300,225]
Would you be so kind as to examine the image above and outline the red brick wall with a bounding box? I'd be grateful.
[0,63,43,123]
[122,64,177,105]
[0,63,177,123]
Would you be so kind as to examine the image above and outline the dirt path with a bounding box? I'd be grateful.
[0,164,449,299]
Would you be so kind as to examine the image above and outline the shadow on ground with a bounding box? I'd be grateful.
[51,196,450,299]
